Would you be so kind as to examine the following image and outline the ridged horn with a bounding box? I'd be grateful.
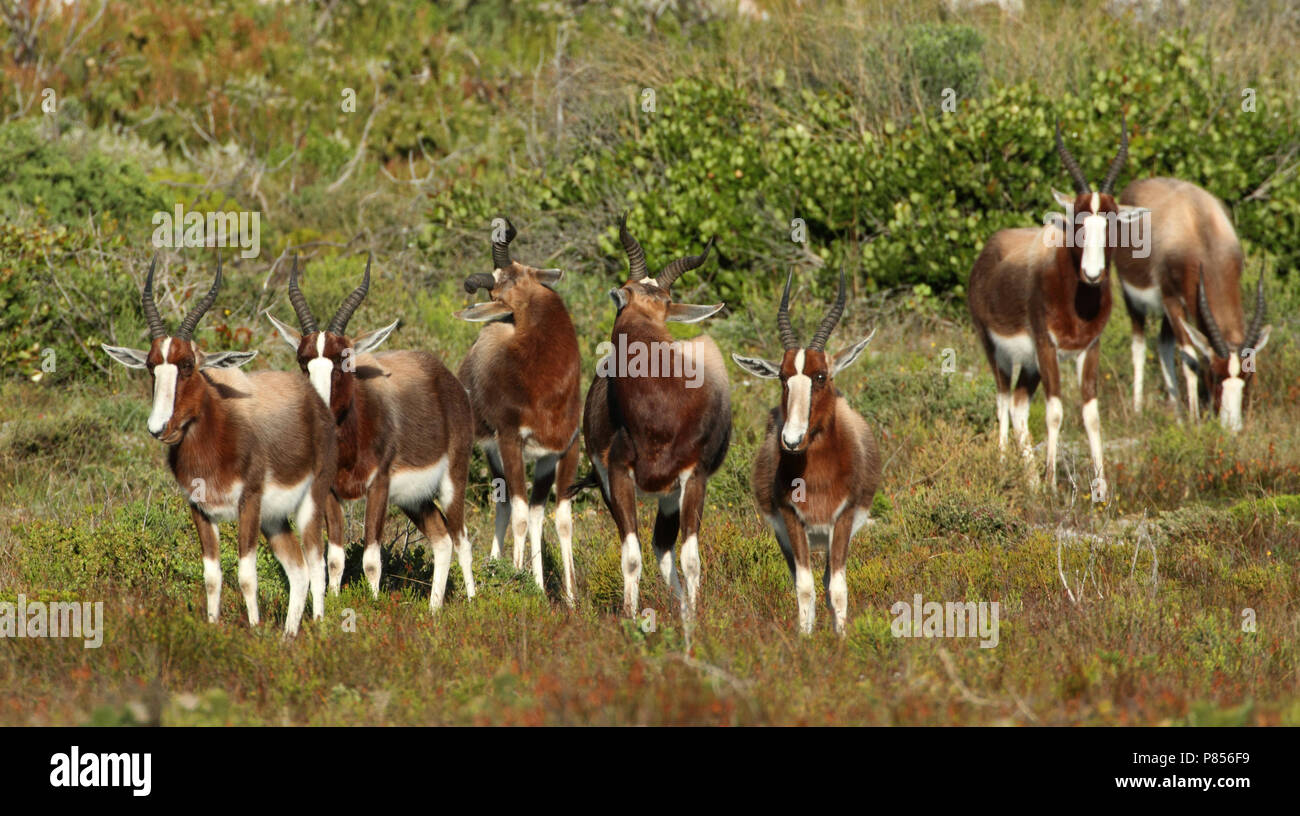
[492,218,517,269]
[176,254,222,340]
[1099,111,1129,196]
[463,272,497,294]
[619,212,648,281]
[658,236,715,289]
[141,255,167,339]
[1197,271,1231,359]
[777,270,799,350]
[1056,118,1090,196]
[328,253,371,336]
[287,254,318,334]
[809,268,847,351]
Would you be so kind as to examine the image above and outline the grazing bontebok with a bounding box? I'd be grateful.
[1112,177,1270,431]
[455,220,582,603]
[266,255,475,611]
[732,270,881,635]
[968,118,1145,498]
[575,215,730,623]
[103,256,338,635]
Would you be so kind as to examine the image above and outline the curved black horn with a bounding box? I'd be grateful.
[141,255,167,339]
[327,253,371,336]
[492,218,517,269]
[1245,269,1267,349]
[658,236,715,289]
[1197,274,1230,359]
[777,270,799,350]
[176,254,222,341]
[463,273,497,294]
[619,212,648,281]
[287,254,318,334]
[1056,118,1090,196]
[809,268,847,351]
[1099,111,1129,196]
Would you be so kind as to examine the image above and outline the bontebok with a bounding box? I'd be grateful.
[732,270,881,635]
[1113,177,1270,431]
[968,117,1145,498]
[574,215,730,625]
[103,255,338,636]
[456,220,583,603]
[266,256,475,611]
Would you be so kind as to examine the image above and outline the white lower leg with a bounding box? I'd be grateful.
[1130,335,1146,413]
[555,499,575,606]
[827,567,848,636]
[457,532,476,599]
[1045,395,1062,491]
[680,533,701,618]
[306,548,326,620]
[527,503,545,590]
[203,555,222,623]
[238,550,259,627]
[655,546,684,614]
[280,556,308,637]
[510,496,528,570]
[362,543,382,598]
[795,561,815,635]
[327,542,345,595]
[1182,348,1200,420]
[1082,398,1105,499]
[621,533,642,618]
[1011,392,1033,463]
[429,534,453,611]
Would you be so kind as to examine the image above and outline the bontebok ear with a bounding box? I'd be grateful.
[101,344,149,369]
[1052,188,1076,210]
[200,350,258,370]
[353,319,400,353]
[534,268,563,289]
[454,302,513,323]
[264,312,302,349]
[666,302,724,323]
[609,288,628,311]
[730,353,781,379]
[1180,318,1215,361]
[831,328,876,377]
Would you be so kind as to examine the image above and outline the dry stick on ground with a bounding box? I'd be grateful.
[327,86,386,193]
[936,646,995,707]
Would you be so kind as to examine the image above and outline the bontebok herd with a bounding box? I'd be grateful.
[104,117,1277,635]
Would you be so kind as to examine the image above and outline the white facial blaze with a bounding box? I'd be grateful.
[782,349,811,448]
[147,338,177,436]
[1080,194,1107,283]
[1221,353,1245,432]
[307,333,333,405]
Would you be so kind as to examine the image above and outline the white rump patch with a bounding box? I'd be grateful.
[388,456,450,511]
[1120,280,1163,315]
[262,475,314,525]
[989,331,1038,376]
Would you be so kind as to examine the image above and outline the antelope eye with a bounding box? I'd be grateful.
[815,372,827,383]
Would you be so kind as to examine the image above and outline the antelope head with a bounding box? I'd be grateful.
[1180,270,1271,433]
[1049,115,1148,285]
[454,218,565,324]
[731,270,874,453]
[607,213,723,326]
[266,254,398,414]
[102,255,256,444]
